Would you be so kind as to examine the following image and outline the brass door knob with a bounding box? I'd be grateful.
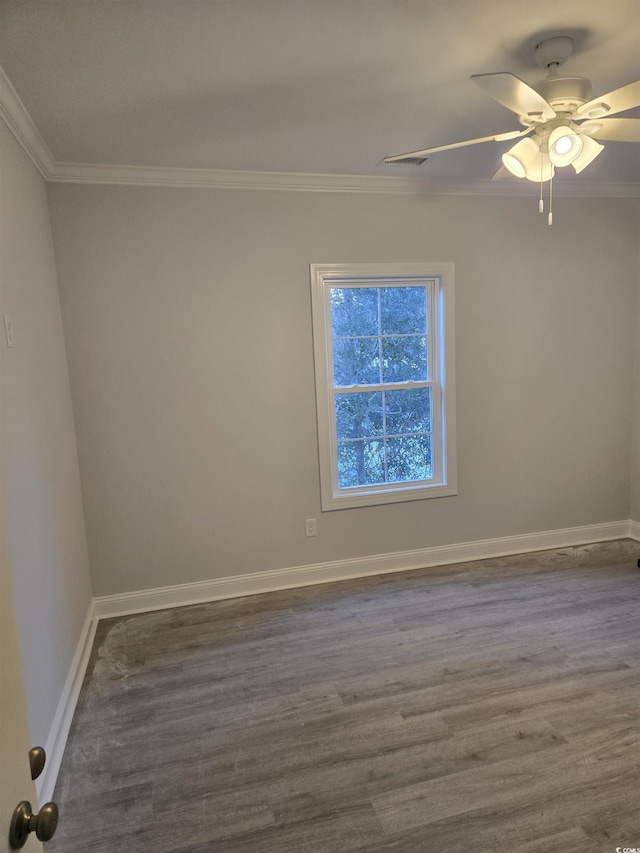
[28,746,46,781]
[9,800,58,848]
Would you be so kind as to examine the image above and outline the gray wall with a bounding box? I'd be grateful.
[0,122,92,745]
[47,183,640,597]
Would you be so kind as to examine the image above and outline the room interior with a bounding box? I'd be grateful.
[1,0,639,849]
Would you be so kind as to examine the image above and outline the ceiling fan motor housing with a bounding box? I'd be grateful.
[533,76,593,114]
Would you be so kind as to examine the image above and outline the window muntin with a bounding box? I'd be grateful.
[311,264,456,511]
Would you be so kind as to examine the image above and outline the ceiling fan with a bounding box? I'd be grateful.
[383,37,640,219]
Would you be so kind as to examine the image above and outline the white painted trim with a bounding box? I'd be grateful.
[0,63,638,197]
[48,162,444,193]
[45,162,640,197]
[36,600,97,804]
[0,65,55,179]
[94,520,631,620]
[310,263,456,510]
[628,520,640,541]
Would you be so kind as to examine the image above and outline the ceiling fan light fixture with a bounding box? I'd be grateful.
[501,137,539,178]
[524,151,555,182]
[571,135,605,173]
[502,153,526,178]
[548,126,584,166]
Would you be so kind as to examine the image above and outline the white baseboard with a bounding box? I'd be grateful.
[94,520,632,620]
[628,520,640,541]
[37,599,97,803]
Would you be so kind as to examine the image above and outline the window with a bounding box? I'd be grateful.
[311,263,456,511]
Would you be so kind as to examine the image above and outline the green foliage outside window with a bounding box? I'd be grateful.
[330,286,432,489]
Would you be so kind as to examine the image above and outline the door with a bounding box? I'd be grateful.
[0,525,43,853]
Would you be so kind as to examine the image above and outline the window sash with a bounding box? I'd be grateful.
[330,391,440,491]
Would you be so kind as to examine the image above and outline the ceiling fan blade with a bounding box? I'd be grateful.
[576,80,640,119]
[471,72,556,121]
[582,117,640,142]
[491,165,513,181]
[383,128,529,163]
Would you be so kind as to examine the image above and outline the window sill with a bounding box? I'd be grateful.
[321,483,458,511]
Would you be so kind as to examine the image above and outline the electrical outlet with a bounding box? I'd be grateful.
[305,518,317,537]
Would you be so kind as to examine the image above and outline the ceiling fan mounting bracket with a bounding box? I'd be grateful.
[535,37,574,70]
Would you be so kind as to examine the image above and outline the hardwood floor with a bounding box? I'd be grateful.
[50,540,640,852]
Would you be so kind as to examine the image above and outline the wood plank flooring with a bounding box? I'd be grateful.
[50,540,640,852]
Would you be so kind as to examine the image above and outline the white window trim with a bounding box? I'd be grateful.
[311,262,457,511]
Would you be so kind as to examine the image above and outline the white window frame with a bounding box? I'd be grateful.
[311,262,457,511]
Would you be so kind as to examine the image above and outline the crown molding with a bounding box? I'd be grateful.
[49,161,439,193]
[1,63,639,197]
[47,161,640,197]
[0,65,55,178]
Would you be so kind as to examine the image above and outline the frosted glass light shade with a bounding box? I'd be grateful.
[548,126,584,167]
[501,138,539,178]
[524,152,555,183]
[571,135,605,173]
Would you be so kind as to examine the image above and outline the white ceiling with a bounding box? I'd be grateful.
[1,0,639,188]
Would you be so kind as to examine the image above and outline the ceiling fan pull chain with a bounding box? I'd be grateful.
[548,175,554,225]
[539,155,544,213]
